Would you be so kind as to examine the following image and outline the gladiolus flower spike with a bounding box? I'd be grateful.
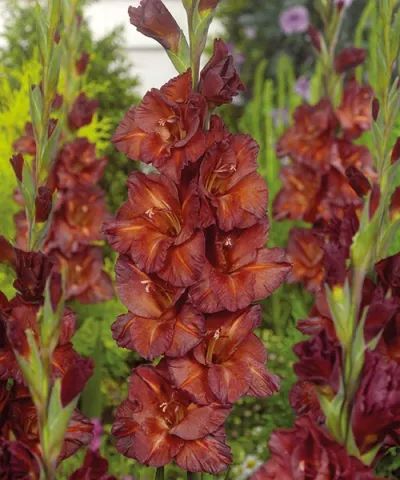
[105,0,291,474]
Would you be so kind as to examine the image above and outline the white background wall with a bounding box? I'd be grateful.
[0,0,223,96]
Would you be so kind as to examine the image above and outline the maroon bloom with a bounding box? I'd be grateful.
[0,438,40,479]
[75,52,90,76]
[199,39,244,107]
[167,305,279,405]
[128,0,182,53]
[68,93,99,131]
[111,297,205,361]
[113,70,207,183]
[352,351,400,453]
[375,253,400,298]
[55,138,108,189]
[251,416,376,479]
[189,221,291,313]
[112,364,232,474]
[69,449,117,480]
[335,47,366,73]
[35,186,53,223]
[103,171,204,287]
[289,381,325,423]
[199,116,267,230]
[48,187,108,253]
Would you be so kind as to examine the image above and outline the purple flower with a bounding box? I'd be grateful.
[295,76,310,100]
[244,26,257,39]
[89,418,103,451]
[279,6,310,35]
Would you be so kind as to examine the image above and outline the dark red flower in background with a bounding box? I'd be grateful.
[0,437,40,479]
[286,228,324,293]
[68,93,99,131]
[1,384,93,462]
[376,253,400,298]
[276,99,337,172]
[112,365,232,474]
[336,78,374,139]
[251,416,376,480]
[75,52,90,76]
[113,70,207,183]
[52,246,114,304]
[199,39,244,107]
[352,351,400,454]
[335,47,366,73]
[289,381,324,423]
[128,0,182,53]
[69,449,117,480]
[48,187,107,254]
[167,305,279,405]
[13,122,37,156]
[56,138,108,189]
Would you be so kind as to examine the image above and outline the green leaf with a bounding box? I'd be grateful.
[46,42,62,99]
[29,84,44,146]
[34,3,48,62]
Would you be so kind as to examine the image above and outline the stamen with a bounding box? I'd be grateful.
[158,119,167,126]
[81,205,89,213]
[161,200,171,210]
[299,461,305,472]
[159,402,168,412]
[224,238,233,247]
[140,280,152,293]
[145,208,155,219]
[213,328,221,340]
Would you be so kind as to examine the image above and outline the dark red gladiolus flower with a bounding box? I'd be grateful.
[199,116,267,230]
[336,78,374,139]
[286,228,324,294]
[293,328,342,398]
[272,164,322,222]
[48,187,107,253]
[0,438,40,479]
[352,351,400,454]
[112,298,205,361]
[335,47,366,73]
[167,305,279,405]
[112,364,232,473]
[289,381,325,424]
[52,246,114,303]
[35,186,53,223]
[345,165,371,197]
[0,236,17,266]
[199,39,244,107]
[251,416,376,480]
[13,122,36,155]
[276,99,337,172]
[13,120,59,156]
[68,93,99,131]
[114,254,185,318]
[61,357,94,407]
[56,138,108,188]
[10,153,24,182]
[3,385,93,462]
[13,250,54,304]
[322,241,347,288]
[189,221,291,313]
[103,171,204,287]
[390,187,400,220]
[69,449,117,480]
[376,253,400,298]
[113,70,207,183]
[128,0,182,53]
[75,52,90,76]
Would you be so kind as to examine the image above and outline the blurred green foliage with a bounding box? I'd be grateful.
[1,0,141,213]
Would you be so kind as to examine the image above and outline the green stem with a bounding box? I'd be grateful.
[155,467,165,480]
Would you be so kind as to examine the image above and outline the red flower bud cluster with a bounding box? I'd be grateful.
[13,79,113,305]
[104,7,291,473]
[0,240,94,471]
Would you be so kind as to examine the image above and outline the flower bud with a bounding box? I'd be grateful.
[307,25,321,51]
[10,154,24,183]
[35,186,53,223]
[372,97,380,121]
[198,0,220,15]
[68,93,99,131]
[389,187,400,221]
[61,357,94,407]
[75,52,90,76]
[345,166,371,197]
[335,47,366,74]
[391,137,400,164]
[128,0,182,54]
